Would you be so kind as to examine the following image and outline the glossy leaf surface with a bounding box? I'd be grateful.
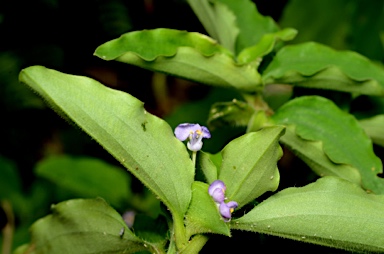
[262,42,384,96]
[232,177,384,253]
[272,96,384,193]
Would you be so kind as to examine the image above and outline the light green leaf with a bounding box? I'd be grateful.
[262,42,384,96]
[359,115,384,147]
[279,126,361,185]
[35,155,131,208]
[217,0,280,54]
[207,99,255,130]
[237,28,298,65]
[95,28,262,92]
[19,66,194,218]
[232,177,384,253]
[185,181,230,237]
[187,0,239,53]
[272,96,384,193]
[219,126,285,207]
[196,151,218,184]
[28,198,149,254]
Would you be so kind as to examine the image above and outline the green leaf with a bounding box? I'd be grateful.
[217,0,280,54]
[272,96,384,194]
[28,198,149,254]
[262,42,384,96]
[19,66,194,218]
[279,125,361,185]
[196,151,218,184]
[219,126,285,207]
[237,28,298,65]
[232,177,384,253]
[95,28,262,92]
[187,0,239,53]
[185,181,230,237]
[207,99,255,130]
[359,115,384,147]
[35,155,131,208]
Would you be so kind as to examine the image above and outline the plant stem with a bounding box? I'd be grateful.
[173,213,188,251]
[191,151,197,167]
[180,234,209,254]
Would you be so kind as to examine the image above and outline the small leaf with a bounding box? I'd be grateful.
[207,99,255,130]
[196,151,218,184]
[95,28,262,92]
[187,0,239,53]
[272,96,384,193]
[237,28,298,65]
[232,177,384,253]
[35,155,131,208]
[217,0,280,54]
[262,42,384,96]
[359,115,384,147]
[219,126,285,207]
[185,181,230,237]
[19,66,194,219]
[29,198,148,254]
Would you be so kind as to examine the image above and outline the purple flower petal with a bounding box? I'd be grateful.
[211,188,225,203]
[208,180,226,197]
[174,123,195,141]
[174,123,211,151]
[219,201,238,222]
[201,126,211,139]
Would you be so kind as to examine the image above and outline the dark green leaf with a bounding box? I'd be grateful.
[272,96,384,193]
[19,66,194,218]
[29,198,149,254]
[262,42,384,96]
[95,28,262,92]
[35,155,131,207]
[219,126,285,207]
[185,182,230,237]
[232,177,384,253]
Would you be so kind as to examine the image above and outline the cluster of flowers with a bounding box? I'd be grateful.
[208,180,238,222]
[174,123,237,221]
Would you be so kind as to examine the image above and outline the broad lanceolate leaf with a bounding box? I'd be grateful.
[95,28,262,92]
[185,182,230,238]
[29,198,149,254]
[217,0,280,54]
[187,0,239,53]
[19,66,194,218]
[359,115,384,147]
[272,96,384,194]
[237,28,298,65]
[280,126,361,185]
[232,177,384,253]
[219,126,285,207]
[262,42,384,96]
[35,155,131,208]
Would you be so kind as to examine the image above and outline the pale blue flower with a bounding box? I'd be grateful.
[208,180,238,222]
[219,201,238,222]
[174,123,211,151]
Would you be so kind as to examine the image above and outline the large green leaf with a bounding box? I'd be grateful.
[187,0,239,53]
[35,155,131,208]
[217,0,280,54]
[94,28,262,92]
[232,177,384,253]
[185,181,230,238]
[219,126,285,207]
[262,42,384,96]
[359,115,384,147]
[272,96,384,194]
[28,198,150,254]
[19,66,194,218]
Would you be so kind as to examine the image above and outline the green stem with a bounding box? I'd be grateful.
[173,213,188,251]
[180,234,209,254]
[191,151,197,167]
